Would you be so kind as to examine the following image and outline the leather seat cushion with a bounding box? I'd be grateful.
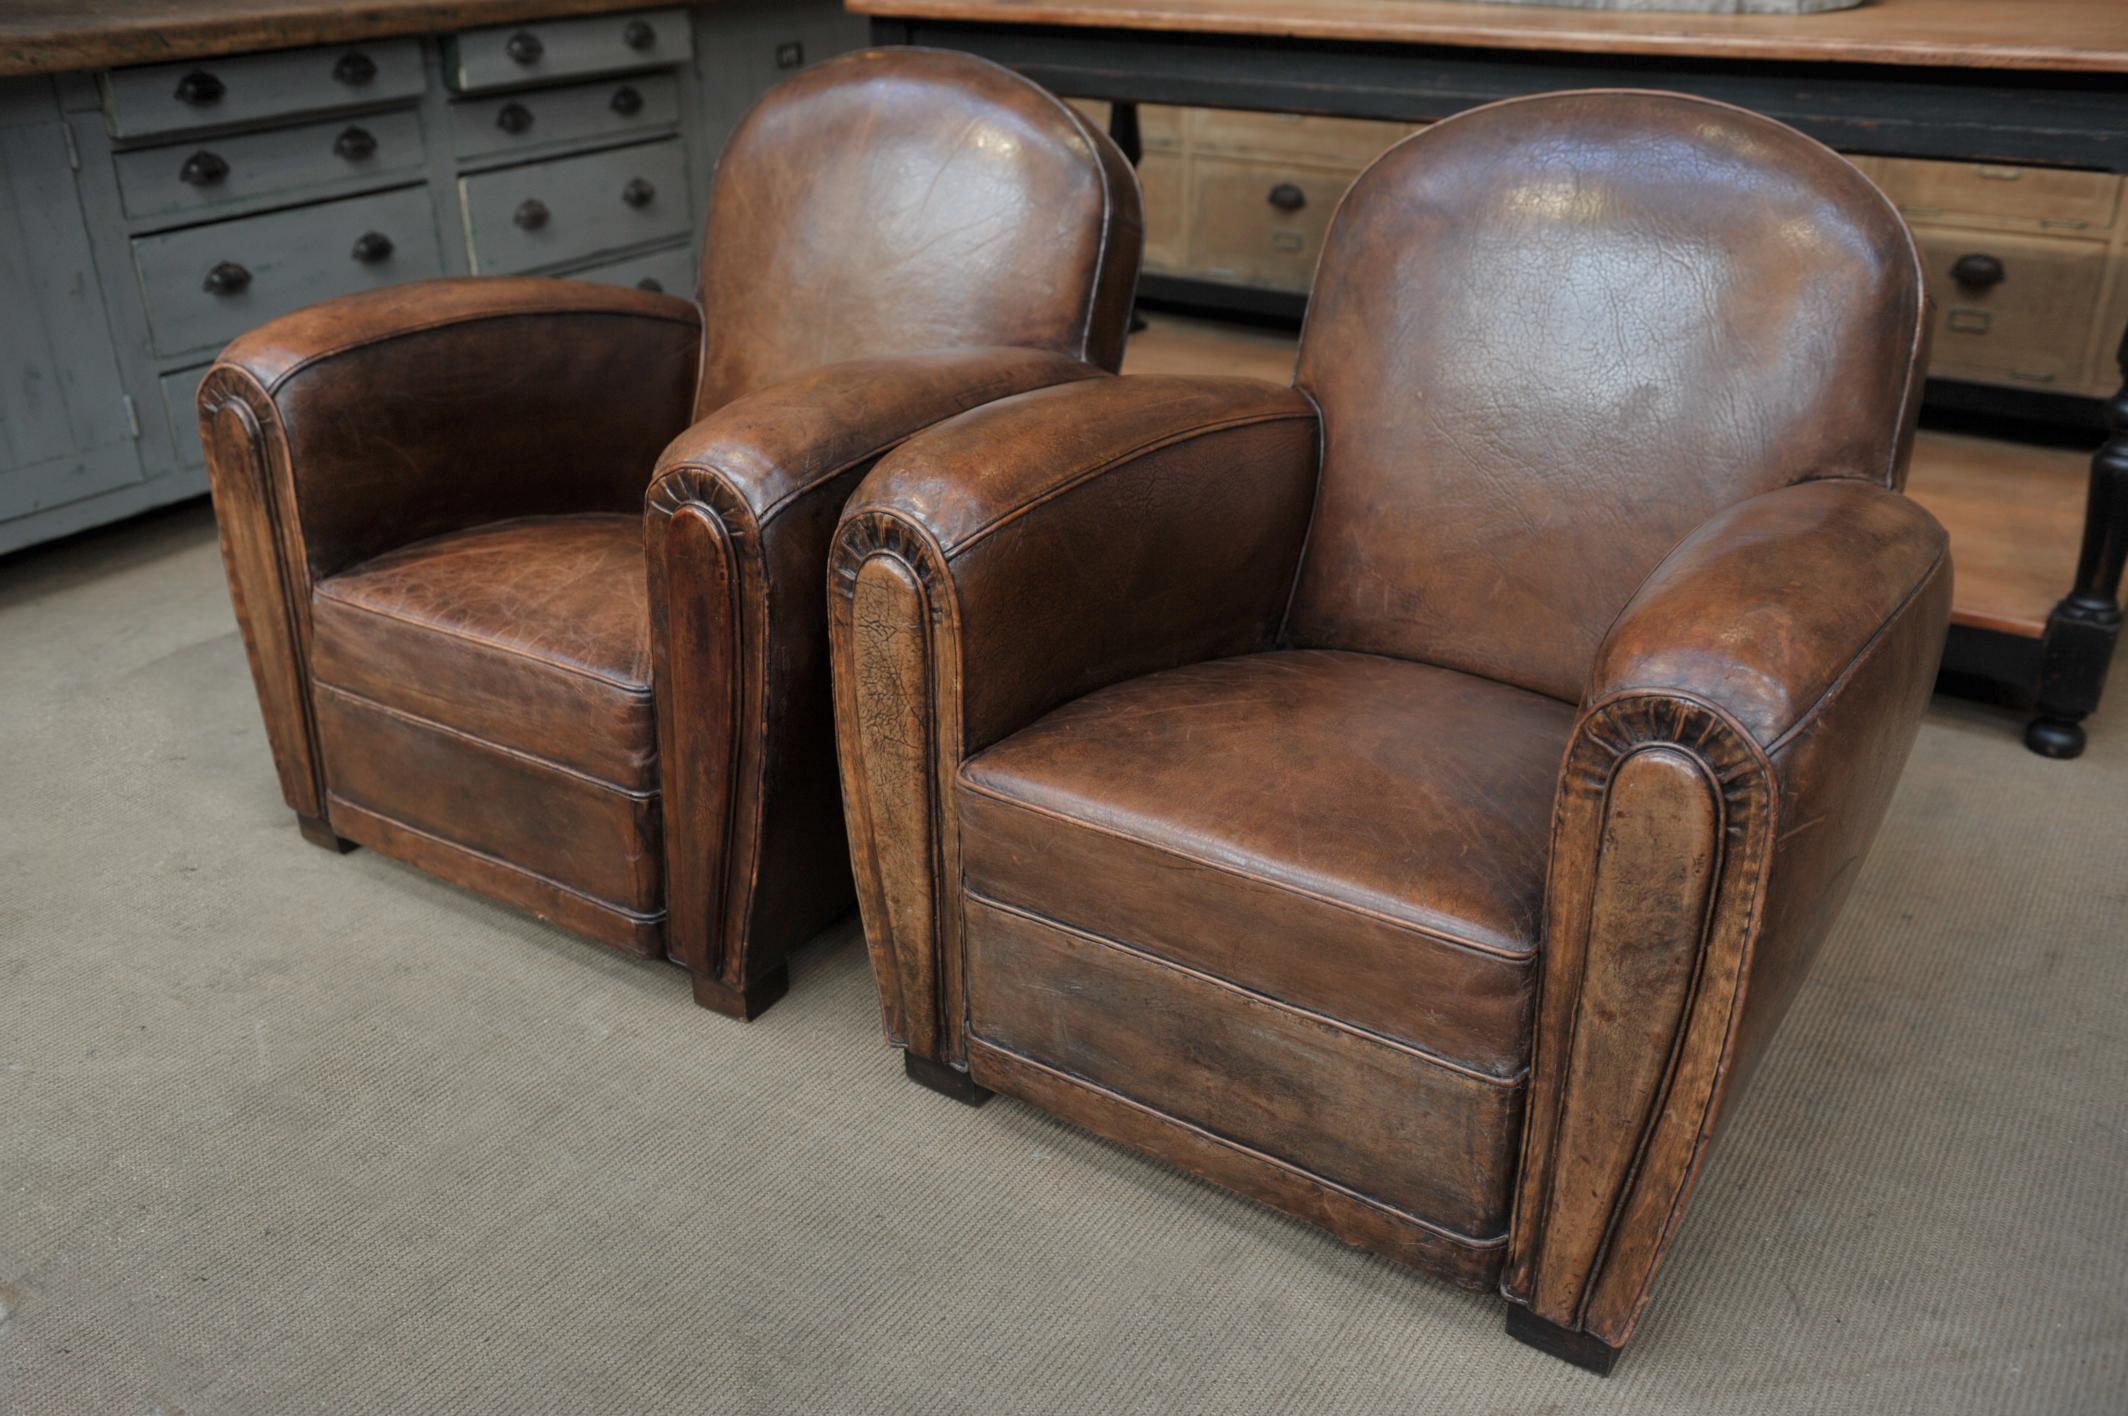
[957,650,1575,1075]
[309,513,656,789]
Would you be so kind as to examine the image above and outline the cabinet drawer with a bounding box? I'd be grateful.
[562,242,695,295]
[448,8,692,93]
[1188,157,1352,293]
[133,185,444,359]
[452,72,681,161]
[1916,228,2108,389]
[1873,157,2121,236]
[1141,150,1186,274]
[102,40,425,140]
[162,365,211,470]
[460,139,690,274]
[115,110,424,222]
[1190,109,1412,168]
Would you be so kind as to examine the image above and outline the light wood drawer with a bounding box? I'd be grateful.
[451,72,681,161]
[1916,228,2108,389]
[460,138,691,274]
[1872,157,2121,236]
[162,365,211,469]
[1140,150,1187,274]
[115,110,424,222]
[101,40,425,140]
[448,8,692,93]
[1188,157,1353,293]
[132,185,444,359]
[1064,101,1183,152]
[562,241,695,295]
[1189,109,1412,167]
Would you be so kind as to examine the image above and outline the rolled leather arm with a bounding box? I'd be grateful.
[827,374,1321,1064]
[642,348,1108,994]
[198,276,699,823]
[1506,477,1951,1355]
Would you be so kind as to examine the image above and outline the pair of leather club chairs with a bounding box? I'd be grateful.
[201,48,1949,1372]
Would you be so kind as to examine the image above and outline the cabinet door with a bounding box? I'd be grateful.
[0,92,142,525]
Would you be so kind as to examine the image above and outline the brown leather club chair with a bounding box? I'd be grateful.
[198,48,1139,1019]
[828,91,1949,1369]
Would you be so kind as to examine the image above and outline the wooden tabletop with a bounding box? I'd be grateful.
[849,0,2128,73]
[0,0,669,76]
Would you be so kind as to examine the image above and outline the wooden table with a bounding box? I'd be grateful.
[853,0,2128,758]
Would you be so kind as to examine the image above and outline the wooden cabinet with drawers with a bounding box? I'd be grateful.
[0,1,869,555]
[1100,102,2128,403]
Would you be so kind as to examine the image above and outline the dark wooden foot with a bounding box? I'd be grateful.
[1505,1304,1620,1375]
[904,1051,992,1106]
[295,813,355,853]
[2025,715,2087,758]
[690,965,788,1021]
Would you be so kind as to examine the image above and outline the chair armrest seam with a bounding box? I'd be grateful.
[247,304,700,395]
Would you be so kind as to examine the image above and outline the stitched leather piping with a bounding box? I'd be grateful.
[314,681,657,799]
[968,890,1527,1086]
[326,792,666,924]
[312,590,654,697]
[957,774,1540,964]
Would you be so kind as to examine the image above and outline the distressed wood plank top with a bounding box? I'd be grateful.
[848,0,2128,73]
[0,0,673,77]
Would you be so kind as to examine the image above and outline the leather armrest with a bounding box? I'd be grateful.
[202,276,700,582]
[827,374,1319,1063]
[640,348,1108,989]
[197,276,698,825]
[1507,477,1951,1354]
[837,374,1321,754]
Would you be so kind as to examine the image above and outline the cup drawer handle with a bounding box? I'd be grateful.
[1952,253,2006,290]
[514,198,550,231]
[610,85,643,116]
[505,31,544,65]
[334,125,378,161]
[179,149,229,186]
[1267,182,1306,212]
[174,70,225,106]
[333,52,377,86]
[351,231,395,264]
[203,261,251,295]
[496,102,534,135]
[622,178,656,209]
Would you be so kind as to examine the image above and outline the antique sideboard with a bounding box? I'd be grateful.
[0,0,866,557]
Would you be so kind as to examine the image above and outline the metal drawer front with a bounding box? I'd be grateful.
[102,40,426,140]
[449,8,693,93]
[460,139,689,275]
[133,185,445,359]
[451,73,681,162]
[115,110,425,222]
[562,242,695,295]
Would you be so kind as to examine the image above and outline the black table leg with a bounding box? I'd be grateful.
[2028,326,2128,758]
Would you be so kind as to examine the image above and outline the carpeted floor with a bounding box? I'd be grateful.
[2,498,2123,1415]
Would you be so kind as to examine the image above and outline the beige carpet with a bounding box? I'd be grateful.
[3,499,2124,1415]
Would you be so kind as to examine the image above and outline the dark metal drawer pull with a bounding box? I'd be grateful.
[179,150,229,186]
[496,102,534,135]
[514,198,550,230]
[1952,252,2005,290]
[505,31,544,65]
[351,231,395,264]
[203,261,251,295]
[1268,182,1306,212]
[174,70,224,106]
[333,52,377,86]
[622,178,655,208]
[636,276,663,292]
[623,19,657,50]
[333,125,377,161]
[609,85,643,116]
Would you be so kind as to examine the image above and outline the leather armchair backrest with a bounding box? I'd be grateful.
[1289,90,1925,704]
[693,48,1141,416]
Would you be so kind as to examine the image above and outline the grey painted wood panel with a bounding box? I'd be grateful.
[160,365,211,471]
[115,108,426,221]
[101,39,425,140]
[132,184,445,359]
[449,8,691,94]
[450,71,679,163]
[459,136,688,274]
[560,239,694,295]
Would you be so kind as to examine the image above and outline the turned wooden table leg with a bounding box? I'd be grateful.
[2028,326,2128,759]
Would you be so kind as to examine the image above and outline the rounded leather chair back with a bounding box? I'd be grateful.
[1290,90,1927,704]
[693,47,1141,415]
